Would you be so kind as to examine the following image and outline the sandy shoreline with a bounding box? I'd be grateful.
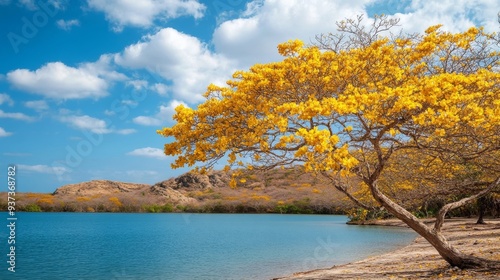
[274,218,500,279]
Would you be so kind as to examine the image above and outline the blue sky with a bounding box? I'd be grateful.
[0,0,498,193]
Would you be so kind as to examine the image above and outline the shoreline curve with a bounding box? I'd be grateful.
[274,218,500,279]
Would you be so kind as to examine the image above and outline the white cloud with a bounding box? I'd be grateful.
[0,93,14,106]
[394,0,500,33]
[133,99,186,126]
[0,127,12,137]
[133,116,161,126]
[151,83,170,95]
[122,100,138,106]
[24,100,49,111]
[59,115,109,133]
[81,54,128,82]
[7,62,108,100]
[18,0,37,10]
[212,0,500,68]
[127,147,166,160]
[115,128,137,135]
[17,0,65,11]
[88,0,206,31]
[126,79,148,90]
[0,109,35,121]
[115,28,234,103]
[104,109,115,116]
[213,0,371,66]
[58,114,136,134]
[56,19,80,30]
[18,164,70,175]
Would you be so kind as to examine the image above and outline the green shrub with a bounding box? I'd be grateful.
[24,204,42,212]
[143,204,174,213]
[275,203,312,214]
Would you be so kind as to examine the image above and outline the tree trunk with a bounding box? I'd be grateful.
[367,181,488,268]
[477,196,486,224]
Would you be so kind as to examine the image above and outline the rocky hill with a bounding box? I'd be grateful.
[8,168,356,213]
[53,178,196,205]
[152,171,231,190]
[53,180,149,196]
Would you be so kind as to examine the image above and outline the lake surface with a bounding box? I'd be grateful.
[0,213,416,280]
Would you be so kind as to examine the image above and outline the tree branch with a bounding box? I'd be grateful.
[434,177,500,231]
[320,171,376,210]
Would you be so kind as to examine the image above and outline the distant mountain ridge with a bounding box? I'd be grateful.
[153,171,231,190]
[51,172,233,205]
[6,168,354,213]
[53,180,150,196]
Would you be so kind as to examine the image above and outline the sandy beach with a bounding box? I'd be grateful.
[275,218,500,279]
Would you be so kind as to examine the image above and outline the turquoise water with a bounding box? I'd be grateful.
[0,213,416,280]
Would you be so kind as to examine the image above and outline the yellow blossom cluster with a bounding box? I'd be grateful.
[158,25,499,183]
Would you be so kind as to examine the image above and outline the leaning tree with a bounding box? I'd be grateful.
[158,16,500,268]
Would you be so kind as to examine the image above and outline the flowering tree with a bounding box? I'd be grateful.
[158,16,500,268]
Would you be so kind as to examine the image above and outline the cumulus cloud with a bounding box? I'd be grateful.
[0,109,35,121]
[7,62,108,100]
[213,0,500,67]
[59,115,108,133]
[81,54,128,82]
[133,116,162,126]
[393,0,500,33]
[24,100,49,111]
[213,0,371,66]
[18,164,70,175]
[133,99,186,126]
[127,147,166,160]
[59,114,136,134]
[115,28,234,103]
[0,127,12,137]
[0,93,14,106]
[88,0,206,31]
[56,19,80,30]
[151,83,170,95]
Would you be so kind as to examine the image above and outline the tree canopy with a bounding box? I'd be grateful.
[158,16,500,268]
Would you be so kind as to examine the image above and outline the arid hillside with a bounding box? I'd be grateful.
[53,180,150,196]
[0,168,356,213]
[3,167,495,216]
